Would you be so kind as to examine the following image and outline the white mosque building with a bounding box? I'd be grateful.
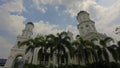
[4,11,108,68]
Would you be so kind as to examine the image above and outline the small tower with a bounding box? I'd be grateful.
[67,31,73,42]
[4,22,34,68]
[77,11,97,37]
[77,11,106,40]
[17,22,34,42]
[22,22,34,38]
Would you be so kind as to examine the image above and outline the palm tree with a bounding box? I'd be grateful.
[18,37,40,64]
[36,35,50,66]
[45,34,59,68]
[99,37,114,68]
[49,32,72,67]
[107,44,118,63]
[73,41,83,65]
[46,34,56,61]
[72,36,84,65]
[117,41,120,46]
[117,41,120,62]
[60,32,74,64]
[73,35,96,65]
[99,37,113,62]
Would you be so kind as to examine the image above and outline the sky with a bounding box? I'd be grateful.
[0,0,120,58]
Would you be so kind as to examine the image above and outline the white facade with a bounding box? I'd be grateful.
[4,11,113,68]
[4,22,34,68]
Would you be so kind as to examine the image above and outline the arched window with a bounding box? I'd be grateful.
[13,55,24,68]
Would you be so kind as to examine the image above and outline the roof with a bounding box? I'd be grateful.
[77,11,89,16]
[27,22,34,27]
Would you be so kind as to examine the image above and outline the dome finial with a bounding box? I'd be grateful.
[27,22,34,27]
[77,11,89,16]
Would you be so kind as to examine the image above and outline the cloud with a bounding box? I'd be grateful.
[97,0,116,7]
[33,21,79,39]
[0,0,26,13]
[94,0,120,41]
[0,0,70,59]
[32,0,49,13]
[0,0,26,58]
[96,0,120,27]
[0,0,119,41]
[0,8,25,36]
[65,25,79,37]
[33,21,63,35]
[31,0,67,13]
[33,3,47,13]
[0,0,26,36]
[0,0,120,59]
[0,36,13,58]
[31,0,120,26]
[60,0,120,40]
[103,25,120,41]
[29,20,78,39]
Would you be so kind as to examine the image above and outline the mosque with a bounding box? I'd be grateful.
[4,11,107,68]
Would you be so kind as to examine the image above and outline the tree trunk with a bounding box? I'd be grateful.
[31,52,34,64]
[58,51,60,68]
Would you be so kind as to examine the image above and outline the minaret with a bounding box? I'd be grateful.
[22,22,34,37]
[17,22,34,42]
[77,11,97,37]
[67,31,73,42]
[77,11,106,40]
[4,22,34,68]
